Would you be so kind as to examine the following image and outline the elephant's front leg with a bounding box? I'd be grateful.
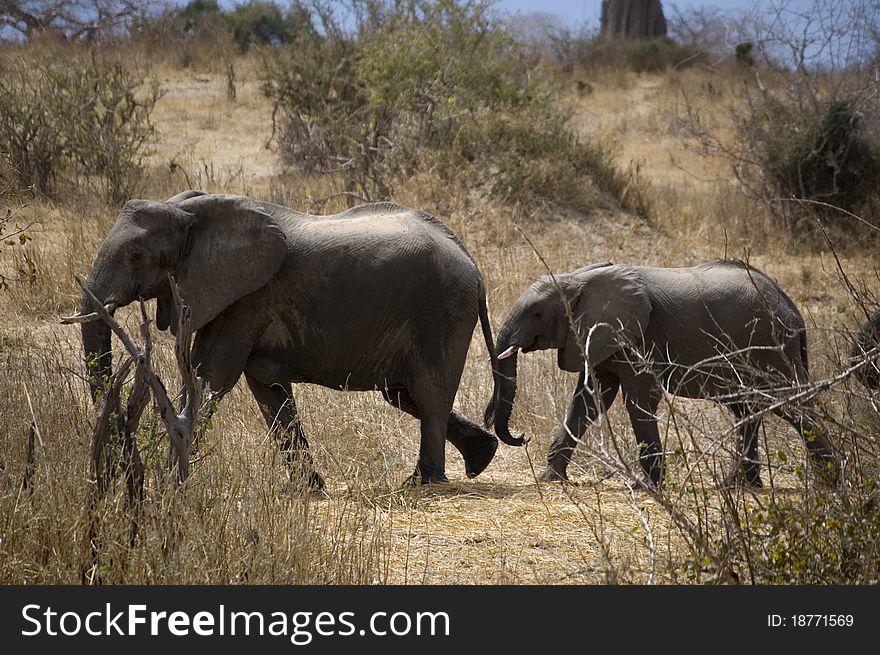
[773,405,838,485]
[540,371,620,482]
[244,374,325,491]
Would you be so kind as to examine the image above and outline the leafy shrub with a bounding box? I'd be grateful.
[752,488,880,584]
[227,1,311,51]
[174,0,224,34]
[0,52,159,202]
[735,41,754,66]
[625,38,706,73]
[0,58,78,194]
[540,32,705,76]
[261,22,376,189]
[446,108,627,212]
[758,100,880,217]
[673,0,880,239]
[262,0,631,213]
[159,0,311,55]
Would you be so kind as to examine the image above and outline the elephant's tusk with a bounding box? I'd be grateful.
[497,345,519,360]
[60,312,101,324]
[60,303,118,325]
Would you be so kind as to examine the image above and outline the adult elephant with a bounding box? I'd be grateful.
[851,306,880,388]
[68,190,524,488]
[485,260,837,488]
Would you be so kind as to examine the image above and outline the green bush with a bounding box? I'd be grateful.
[549,35,705,75]
[262,0,630,213]
[625,38,706,73]
[673,2,880,239]
[0,58,79,194]
[174,0,224,34]
[446,108,626,211]
[261,22,375,188]
[747,484,880,584]
[758,99,880,218]
[0,52,159,202]
[227,1,310,51]
[164,0,311,54]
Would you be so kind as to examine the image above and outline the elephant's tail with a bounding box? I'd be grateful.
[799,327,810,379]
[478,283,500,429]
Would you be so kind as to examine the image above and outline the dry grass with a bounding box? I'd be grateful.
[2,54,879,585]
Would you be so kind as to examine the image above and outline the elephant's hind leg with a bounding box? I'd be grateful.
[445,412,497,478]
[245,374,324,490]
[382,387,448,484]
[381,388,497,480]
[773,405,838,485]
[541,371,620,482]
[726,404,763,488]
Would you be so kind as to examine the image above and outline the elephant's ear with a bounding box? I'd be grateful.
[165,189,207,203]
[176,195,287,331]
[559,265,652,372]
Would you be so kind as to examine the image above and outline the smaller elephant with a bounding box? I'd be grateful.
[851,306,880,389]
[486,260,837,487]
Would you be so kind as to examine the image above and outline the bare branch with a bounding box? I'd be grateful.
[1,1,154,42]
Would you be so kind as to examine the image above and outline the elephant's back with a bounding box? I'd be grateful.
[639,261,802,325]
[638,261,805,361]
[294,205,480,284]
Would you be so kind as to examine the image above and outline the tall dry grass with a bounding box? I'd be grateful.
[2,41,880,585]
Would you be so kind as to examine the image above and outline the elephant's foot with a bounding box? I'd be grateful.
[462,436,498,479]
[446,412,499,478]
[282,470,326,495]
[811,454,839,487]
[402,469,449,487]
[307,470,326,492]
[638,449,665,490]
[538,466,568,483]
[286,462,325,492]
[723,463,763,490]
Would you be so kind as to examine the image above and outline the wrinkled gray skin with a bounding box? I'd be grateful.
[851,307,880,389]
[486,260,837,487]
[79,190,523,488]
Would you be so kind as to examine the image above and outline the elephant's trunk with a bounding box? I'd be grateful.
[78,273,115,402]
[485,322,524,446]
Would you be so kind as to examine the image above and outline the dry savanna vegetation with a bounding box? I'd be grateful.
[2,0,880,585]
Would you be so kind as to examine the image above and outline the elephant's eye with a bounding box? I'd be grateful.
[533,311,543,319]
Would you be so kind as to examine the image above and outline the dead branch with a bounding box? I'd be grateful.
[20,383,44,493]
[90,354,134,495]
[74,272,205,583]
[74,273,204,485]
[21,421,36,493]
[83,352,133,583]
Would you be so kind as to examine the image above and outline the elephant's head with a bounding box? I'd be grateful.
[70,191,288,399]
[486,262,650,444]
